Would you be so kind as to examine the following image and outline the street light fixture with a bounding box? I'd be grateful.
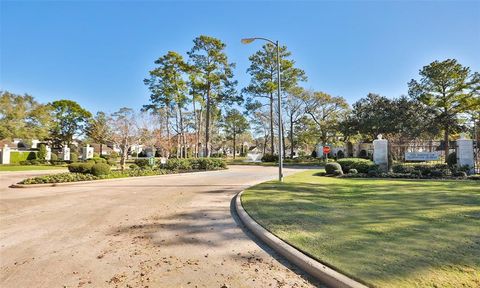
[241,37,283,182]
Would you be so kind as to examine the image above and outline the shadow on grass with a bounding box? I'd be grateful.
[242,176,480,287]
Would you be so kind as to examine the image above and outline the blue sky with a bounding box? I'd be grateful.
[1,0,479,114]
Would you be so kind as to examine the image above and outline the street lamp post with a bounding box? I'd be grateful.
[241,37,283,182]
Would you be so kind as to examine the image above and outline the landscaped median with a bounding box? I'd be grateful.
[13,158,226,187]
[241,170,480,288]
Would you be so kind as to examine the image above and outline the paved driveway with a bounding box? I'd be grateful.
[0,166,319,288]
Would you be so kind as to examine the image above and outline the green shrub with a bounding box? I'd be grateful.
[349,168,358,174]
[129,164,139,169]
[93,152,100,158]
[91,163,111,176]
[10,151,37,164]
[333,170,343,176]
[51,153,58,161]
[392,163,449,177]
[134,159,150,168]
[467,175,480,180]
[261,154,278,162]
[131,152,138,157]
[68,162,94,174]
[70,152,78,162]
[166,158,192,171]
[107,159,116,166]
[37,144,47,160]
[92,157,107,164]
[19,173,99,184]
[192,158,226,170]
[325,162,342,175]
[337,158,376,173]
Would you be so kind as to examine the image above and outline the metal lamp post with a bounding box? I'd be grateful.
[241,37,283,182]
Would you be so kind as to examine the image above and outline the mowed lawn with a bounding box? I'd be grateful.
[0,165,66,172]
[241,170,480,288]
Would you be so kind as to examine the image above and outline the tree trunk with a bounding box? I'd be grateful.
[205,85,211,157]
[290,115,294,158]
[269,93,274,155]
[100,143,103,157]
[120,144,127,172]
[192,97,198,158]
[233,131,236,160]
[444,127,449,163]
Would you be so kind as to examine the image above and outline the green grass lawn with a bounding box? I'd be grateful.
[242,170,480,288]
[0,165,67,172]
[226,158,325,167]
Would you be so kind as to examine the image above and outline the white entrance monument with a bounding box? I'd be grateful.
[0,145,11,164]
[82,144,94,160]
[45,146,52,161]
[373,134,388,172]
[62,146,71,161]
[457,134,475,174]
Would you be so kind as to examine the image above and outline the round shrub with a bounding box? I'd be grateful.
[325,162,343,175]
[91,163,111,176]
[51,153,58,161]
[135,159,149,168]
[333,170,343,176]
[348,168,358,174]
[107,159,116,166]
[70,152,78,162]
[337,158,375,173]
[129,164,139,169]
[68,162,94,174]
[261,154,278,162]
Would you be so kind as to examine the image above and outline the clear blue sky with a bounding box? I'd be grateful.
[1,0,479,114]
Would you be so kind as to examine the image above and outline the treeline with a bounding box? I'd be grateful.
[1,34,479,161]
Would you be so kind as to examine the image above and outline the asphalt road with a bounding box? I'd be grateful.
[0,166,320,288]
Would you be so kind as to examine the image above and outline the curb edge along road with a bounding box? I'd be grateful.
[235,190,369,288]
[9,169,226,188]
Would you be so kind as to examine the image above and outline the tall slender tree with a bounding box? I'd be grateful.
[188,35,240,157]
[223,109,249,159]
[86,112,111,156]
[110,108,138,171]
[144,51,189,158]
[243,43,306,154]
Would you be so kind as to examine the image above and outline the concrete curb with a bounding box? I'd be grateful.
[235,191,369,288]
[10,169,226,188]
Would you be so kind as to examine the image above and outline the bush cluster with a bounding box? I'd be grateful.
[164,158,226,171]
[325,163,343,175]
[392,163,449,177]
[134,158,150,168]
[336,158,377,173]
[261,154,279,162]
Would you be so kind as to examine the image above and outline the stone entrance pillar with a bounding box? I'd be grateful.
[1,145,11,164]
[62,146,71,161]
[373,135,388,172]
[457,135,475,174]
[45,146,52,161]
[82,144,94,160]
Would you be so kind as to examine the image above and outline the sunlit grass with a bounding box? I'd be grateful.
[242,170,480,288]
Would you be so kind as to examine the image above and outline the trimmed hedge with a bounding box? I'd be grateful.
[336,158,376,173]
[261,154,278,162]
[10,151,37,164]
[68,162,94,173]
[91,163,111,176]
[325,162,343,175]
[392,163,449,177]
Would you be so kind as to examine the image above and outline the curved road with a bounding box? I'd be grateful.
[0,166,320,288]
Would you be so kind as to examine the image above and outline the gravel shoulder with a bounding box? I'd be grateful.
[0,166,320,288]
